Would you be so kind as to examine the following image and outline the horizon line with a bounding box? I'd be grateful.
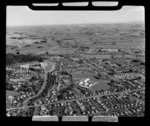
[7,21,144,27]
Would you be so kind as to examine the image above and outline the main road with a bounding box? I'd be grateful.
[23,61,56,108]
[7,88,144,111]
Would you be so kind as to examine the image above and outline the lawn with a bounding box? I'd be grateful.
[91,79,110,91]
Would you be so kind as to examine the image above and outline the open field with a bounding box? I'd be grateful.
[6,23,145,55]
[72,71,97,81]
[6,90,18,97]
[72,71,110,91]
[90,80,110,91]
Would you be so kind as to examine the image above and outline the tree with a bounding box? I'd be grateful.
[112,42,116,45]
[16,51,20,55]
[30,76,37,82]
[6,53,45,66]
[141,62,145,65]
[93,75,99,79]
[37,58,43,62]
[129,69,133,73]
[108,72,114,76]
[110,80,114,83]
[45,51,49,55]
[137,76,141,80]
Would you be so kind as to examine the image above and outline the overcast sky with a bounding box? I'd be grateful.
[7,6,144,26]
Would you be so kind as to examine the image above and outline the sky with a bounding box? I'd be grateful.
[6,5,145,26]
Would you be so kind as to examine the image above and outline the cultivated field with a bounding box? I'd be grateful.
[6,23,145,55]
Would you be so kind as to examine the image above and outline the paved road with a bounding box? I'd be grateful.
[7,88,144,111]
[6,56,145,113]
[81,56,123,82]
[23,61,56,108]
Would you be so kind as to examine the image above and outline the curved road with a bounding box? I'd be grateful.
[23,61,55,108]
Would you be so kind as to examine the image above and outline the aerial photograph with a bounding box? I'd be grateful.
[6,5,145,119]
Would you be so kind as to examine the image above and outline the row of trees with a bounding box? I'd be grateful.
[6,53,44,66]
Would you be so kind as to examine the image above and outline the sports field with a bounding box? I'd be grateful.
[90,79,110,91]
